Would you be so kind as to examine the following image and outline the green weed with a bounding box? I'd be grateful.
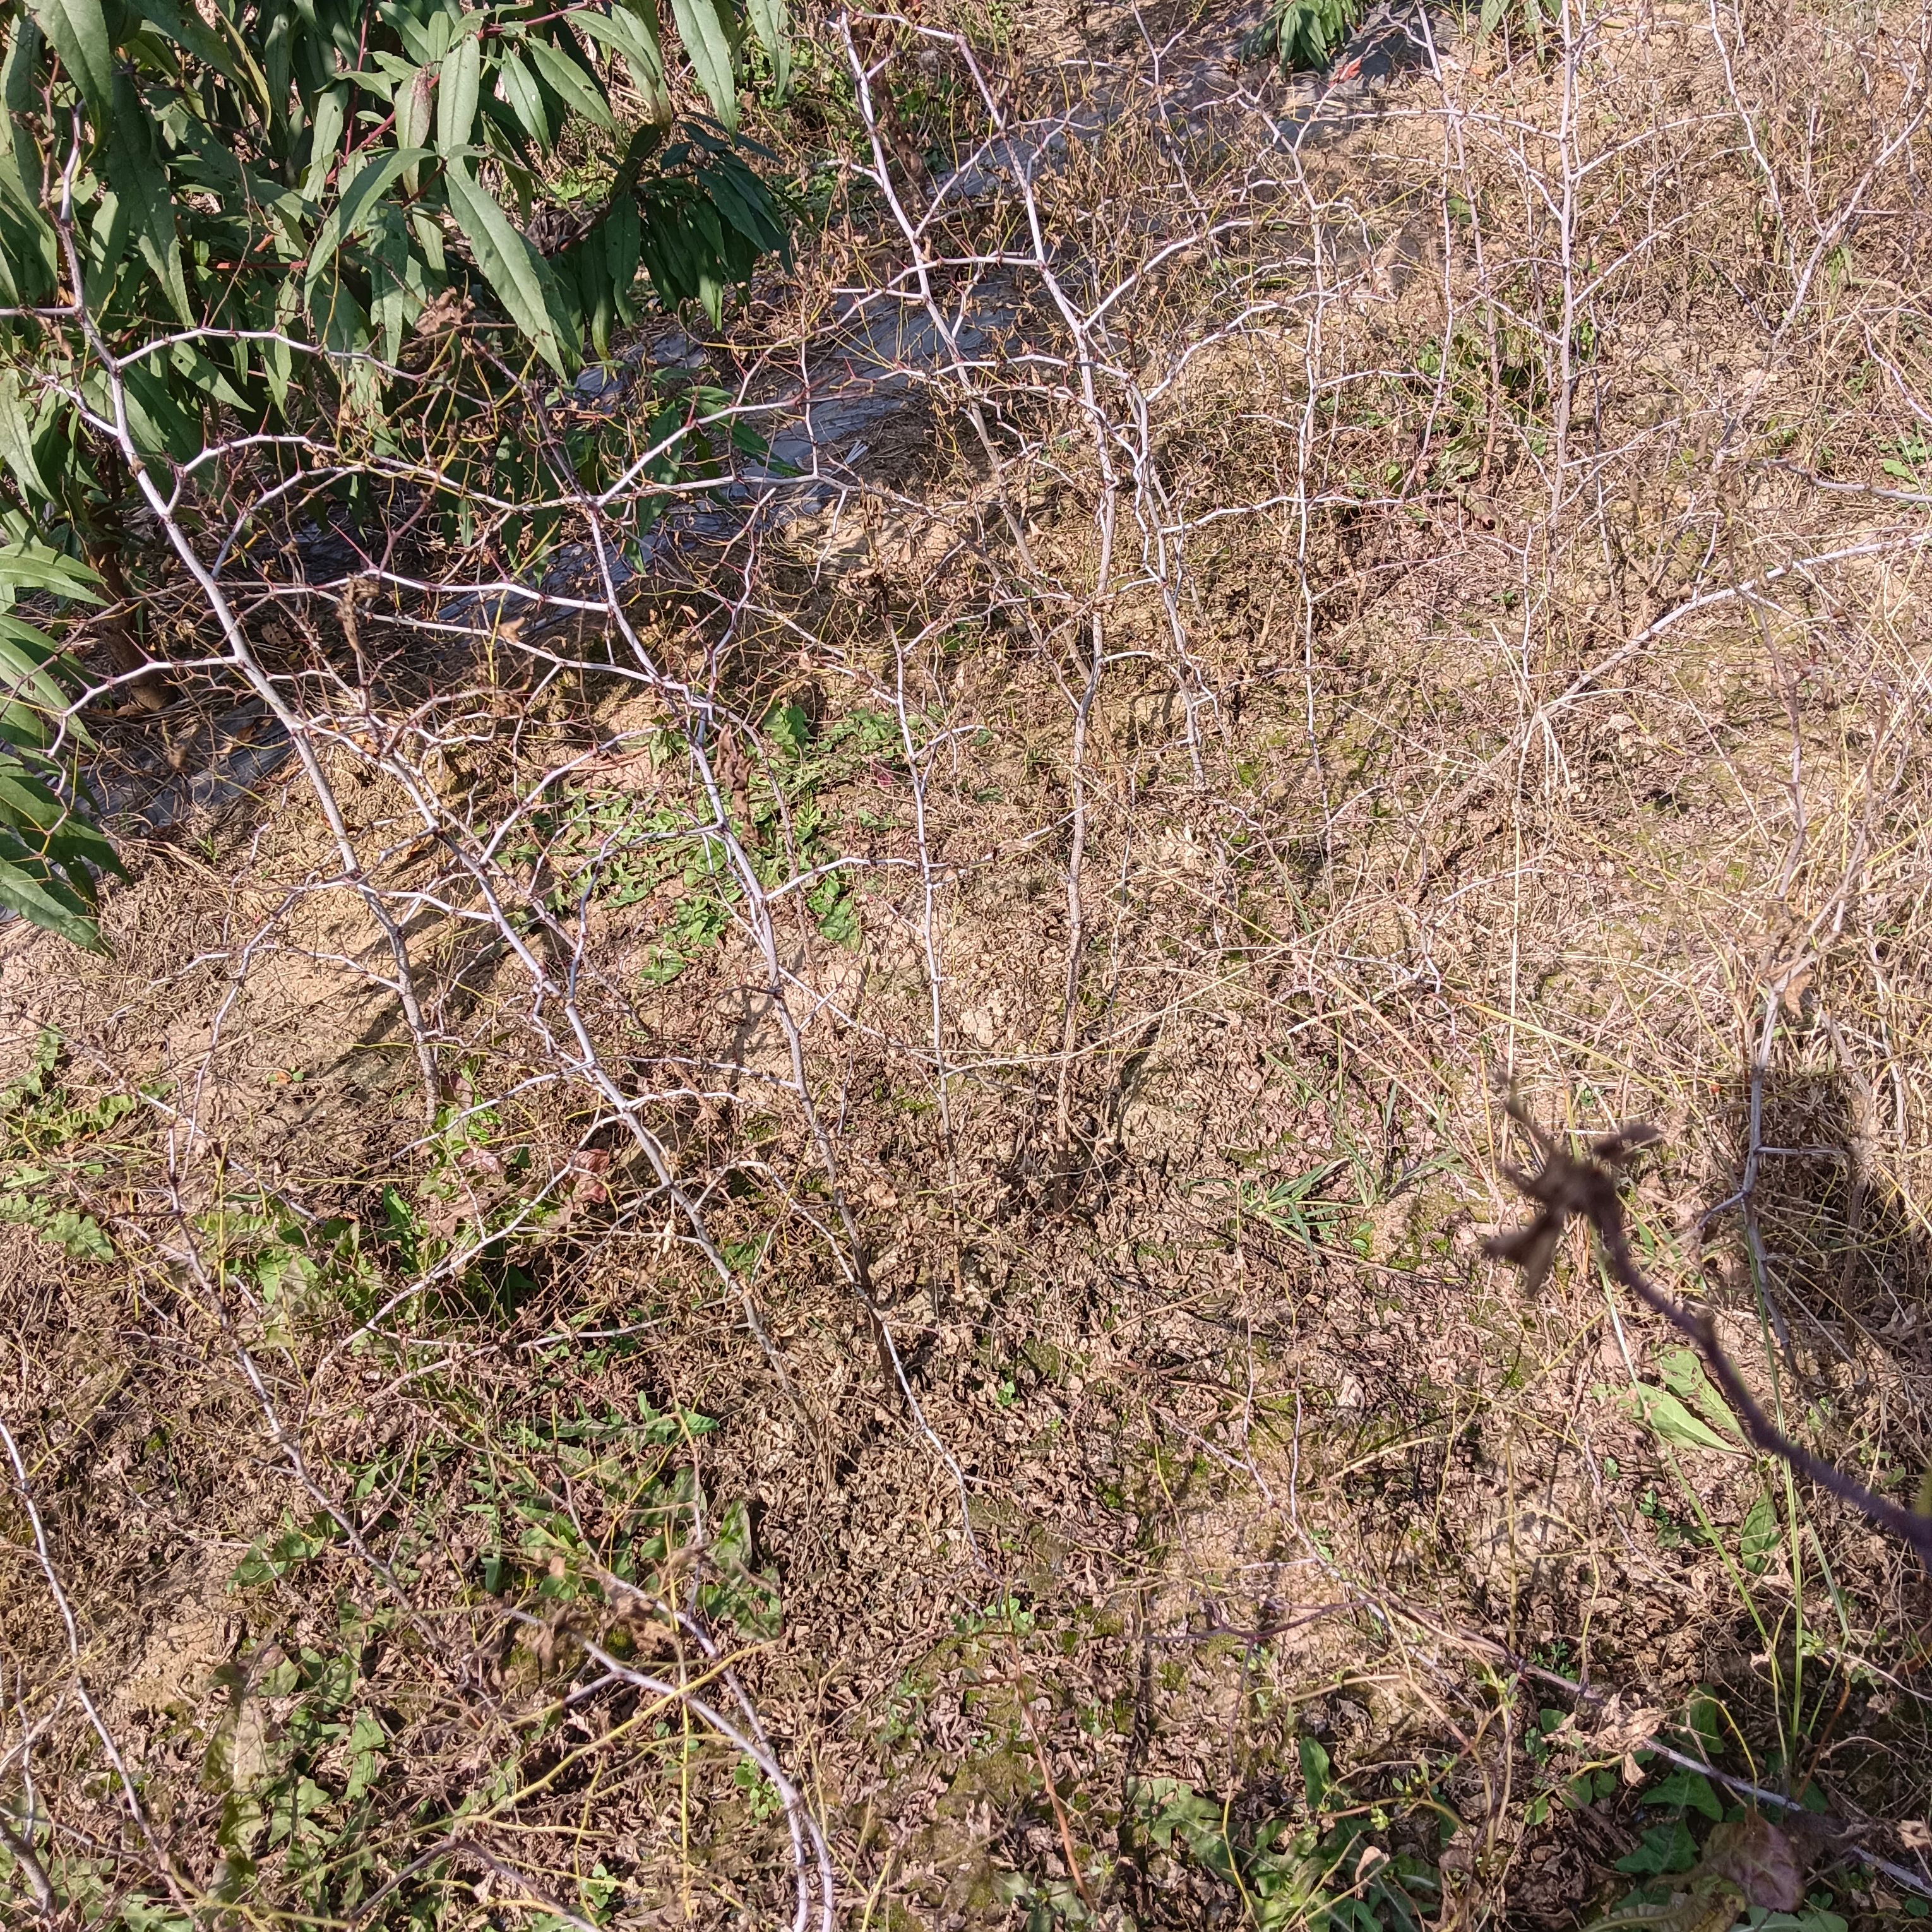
[1130,1736,1442,1930]
[516,703,898,989]
[0,1028,140,1261]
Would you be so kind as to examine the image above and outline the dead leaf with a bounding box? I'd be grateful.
[1702,1814,1804,1911]
[1594,1698,1666,1755]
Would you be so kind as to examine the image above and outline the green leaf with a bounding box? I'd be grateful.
[523,32,614,132]
[700,157,786,253]
[1614,1820,1698,1876]
[344,1710,386,1801]
[365,202,427,364]
[0,848,102,950]
[0,544,102,604]
[669,0,739,128]
[0,646,81,749]
[229,1510,338,1587]
[302,83,349,201]
[493,49,552,149]
[0,372,48,501]
[436,29,480,152]
[605,192,640,299]
[0,759,81,836]
[1655,1346,1744,1443]
[0,743,118,880]
[443,162,571,374]
[1298,1732,1333,1811]
[1640,1769,1723,1821]
[378,2,442,66]
[85,170,136,311]
[130,0,261,103]
[101,359,201,462]
[1623,1384,1745,1455]
[104,75,194,325]
[394,64,436,191]
[27,0,114,129]
[305,147,434,293]
[580,0,673,122]
[45,1207,113,1260]
[1739,1493,1779,1573]
[0,96,57,306]
[744,0,789,98]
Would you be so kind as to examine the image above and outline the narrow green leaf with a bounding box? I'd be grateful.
[0,760,75,834]
[305,148,434,292]
[0,758,119,883]
[494,49,551,149]
[129,0,265,105]
[0,848,102,951]
[436,30,480,153]
[27,0,112,129]
[42,813,122,880]
[379,3,441,66]
[365,201,427,365]
[605,194,640,294]
[302,84,349,202]
[0,373,48,501]
[443,162,571,374]
[581,0,672,123]
[0,110,56,307]
[743,0,788,98]
[409,207,446,275]
[2,17,41,116]
[78,358,188,460]
[0,27,56,304]
[700,159,785,253]
[104,76,194,325]
[0,545,102,604]
[669,0,739,129]
[85,174,134,312]
[261,276,299,411]
[523,32,614,132]
[0,648,76,744]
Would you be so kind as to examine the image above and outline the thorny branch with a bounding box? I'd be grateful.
[6,0,1932,1919]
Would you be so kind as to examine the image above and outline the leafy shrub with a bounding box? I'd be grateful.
[1248,0,1361,71]
[0,0,794,945]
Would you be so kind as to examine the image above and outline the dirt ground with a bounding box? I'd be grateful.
[5,0,1932,1927]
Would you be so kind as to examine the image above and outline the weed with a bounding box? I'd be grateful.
[0,1029,138,1261]
[1130,1737,1442,1930]
[1247,0,1361,71]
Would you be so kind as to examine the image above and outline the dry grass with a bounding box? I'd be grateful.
[5,0,1932,1926]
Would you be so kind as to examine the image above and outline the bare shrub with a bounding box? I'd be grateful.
[6,0,1932,1924]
